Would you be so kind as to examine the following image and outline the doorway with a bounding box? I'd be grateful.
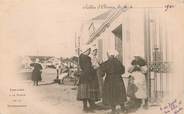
[112,24,123,62]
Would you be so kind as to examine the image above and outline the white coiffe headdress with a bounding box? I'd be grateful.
[107,49,119,57]
[35,58,39,63]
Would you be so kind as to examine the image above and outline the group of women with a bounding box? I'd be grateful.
[30,47,148,114]
[77,47,148,114]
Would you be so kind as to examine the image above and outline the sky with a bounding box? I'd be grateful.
[0,0,116,58]
[0,0,182,58]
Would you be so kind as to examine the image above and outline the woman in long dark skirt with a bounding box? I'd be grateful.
[31,58,43,86]
[90,48,101,109]
[77,48,100,112]
[99,50,127,114]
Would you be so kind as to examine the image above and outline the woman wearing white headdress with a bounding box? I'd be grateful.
[99,49,127,114]
[90,47,102,89]
[77,45,100,112]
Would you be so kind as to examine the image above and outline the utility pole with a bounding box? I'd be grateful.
[73,32,81,86]
[144,8,152,103]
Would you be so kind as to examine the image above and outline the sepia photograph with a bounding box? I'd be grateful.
[0,0,184,114]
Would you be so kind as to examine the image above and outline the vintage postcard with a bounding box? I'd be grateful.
[0,0,184,114]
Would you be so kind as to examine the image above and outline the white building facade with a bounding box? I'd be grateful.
[80,6,184,103]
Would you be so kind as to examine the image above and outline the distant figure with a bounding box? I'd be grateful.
[56,64,61,79]
[31,58,43,86]
[99,49,127,114]
[60,66,69,84]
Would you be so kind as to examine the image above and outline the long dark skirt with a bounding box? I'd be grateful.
[102,75,127,106]
[126,98,141,112]
[77,81,100,101]
[32,71,42,81]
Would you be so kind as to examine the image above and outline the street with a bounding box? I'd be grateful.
[14,68,160,114]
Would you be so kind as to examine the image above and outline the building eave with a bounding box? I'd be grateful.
[86,8,128,45]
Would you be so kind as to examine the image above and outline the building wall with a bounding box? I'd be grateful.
[85,8,184,101]
[94,9,145,76]
[122,9,145,75]
[162,7,184,100]
[88,9,146,89]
